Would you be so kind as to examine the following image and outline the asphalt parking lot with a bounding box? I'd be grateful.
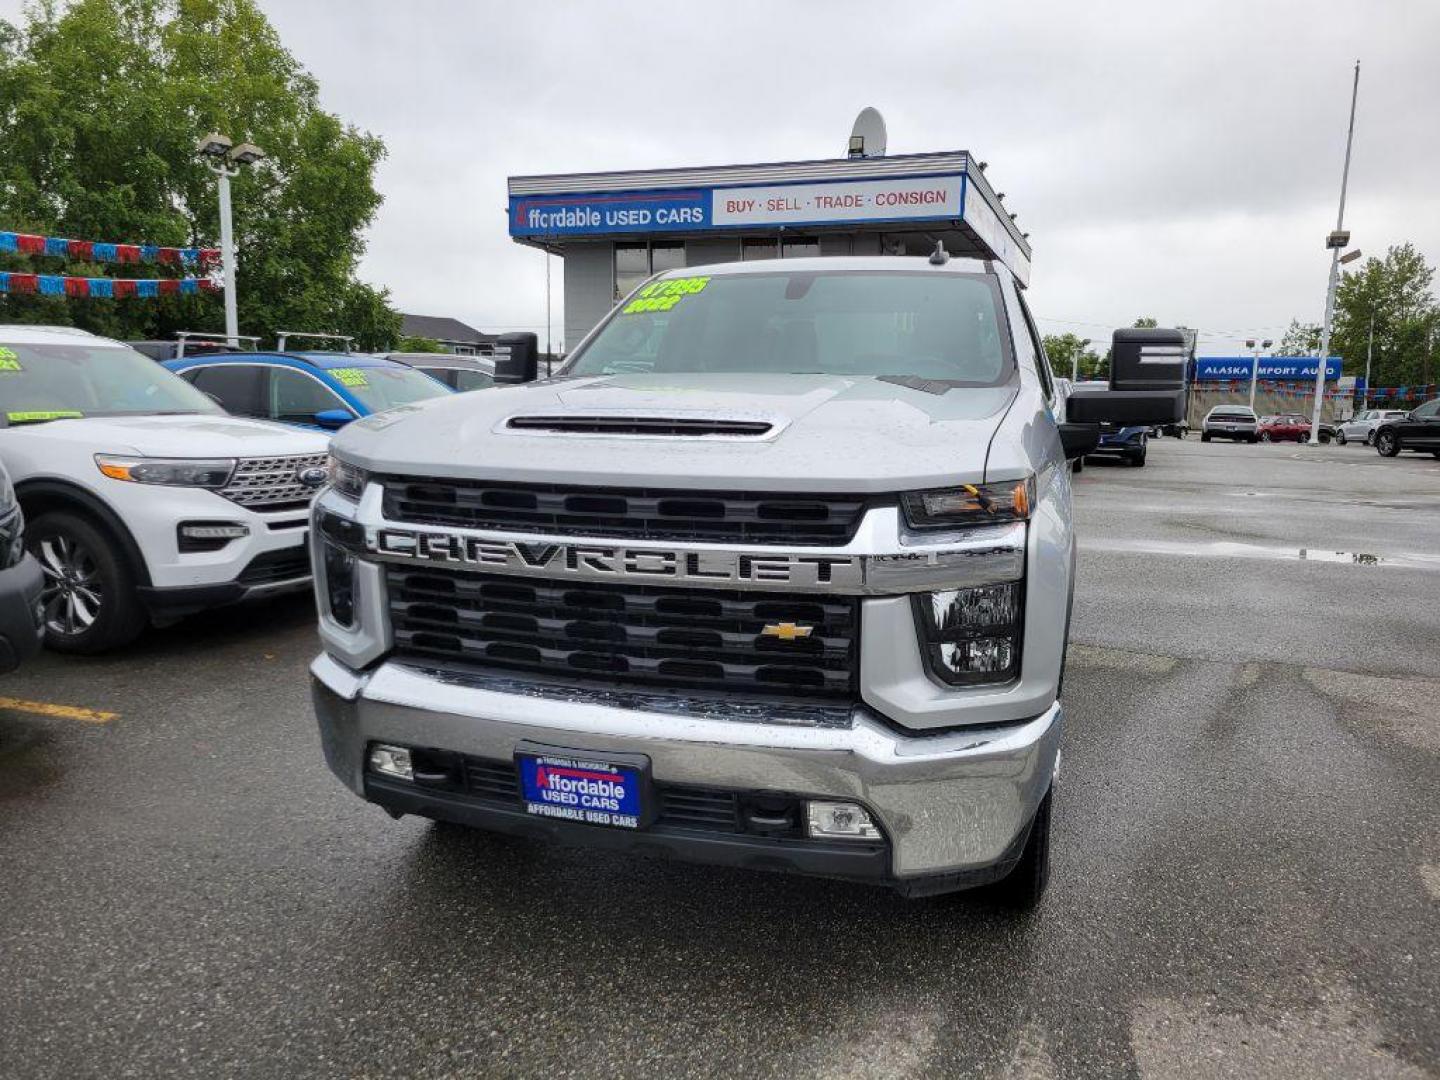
[1,437,1437,1079]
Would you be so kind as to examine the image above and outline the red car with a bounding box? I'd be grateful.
[1258,413,1311,442]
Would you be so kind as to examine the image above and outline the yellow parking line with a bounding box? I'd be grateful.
[0,696,118,724]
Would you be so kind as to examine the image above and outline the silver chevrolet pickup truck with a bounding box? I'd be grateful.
[310,254,1168,907]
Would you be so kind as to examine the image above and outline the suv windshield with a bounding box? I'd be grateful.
[335,366,449,412]
[0,341,220,425]
[567,270,1013,385]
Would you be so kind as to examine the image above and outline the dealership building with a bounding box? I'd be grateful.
[507,150,1031,350]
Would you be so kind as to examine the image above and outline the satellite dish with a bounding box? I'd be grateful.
[847,107,887,159]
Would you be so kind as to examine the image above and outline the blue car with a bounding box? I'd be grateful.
[164,351,452,431]
[1088,423,1149,467]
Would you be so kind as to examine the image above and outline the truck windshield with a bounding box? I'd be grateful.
[567,270,1013,385]
[0,341,221,425]
[336,367,451,412]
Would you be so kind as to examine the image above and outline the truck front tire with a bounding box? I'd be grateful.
[990,789,1052,910]
[28,511,147,653]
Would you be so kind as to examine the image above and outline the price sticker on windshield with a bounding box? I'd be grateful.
[622,276,710,315]
[330,367,370,388]
[0,347,22,372]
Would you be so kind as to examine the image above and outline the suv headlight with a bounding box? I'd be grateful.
[327,455,368,500]
[912,582,1024,686]
[95,455,235,488]
[902,479,1032,530]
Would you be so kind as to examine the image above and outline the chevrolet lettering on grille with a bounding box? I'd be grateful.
[366,527,862,590]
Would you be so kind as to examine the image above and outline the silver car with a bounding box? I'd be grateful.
[1201,405,1259,443]
[1335,409,1409,446]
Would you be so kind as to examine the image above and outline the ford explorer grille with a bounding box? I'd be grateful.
[380,478,868,545]
[221,454,327,512]
[386,567,859,700]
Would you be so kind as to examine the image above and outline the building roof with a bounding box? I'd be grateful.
[400,313,494,345]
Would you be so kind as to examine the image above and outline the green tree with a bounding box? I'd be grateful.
[395,335,447,354]
[0,0,401,349]
[1274,319,1322,356]
[1042,332,1103,380]
[1332,243,1437,388]
[1132,316,1158,329]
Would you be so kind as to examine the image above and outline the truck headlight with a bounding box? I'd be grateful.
[95,455,235,488]
[327,455,368,500]
[902,479,1032,530]
[912,582,1023,685]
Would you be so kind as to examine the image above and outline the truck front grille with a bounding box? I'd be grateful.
[380,477,868,545]
[221,454,328,512]
[386,567,859,701]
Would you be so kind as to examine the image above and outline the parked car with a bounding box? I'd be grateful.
[1090,423,1148,466]
[1374,398,1440,458]
[1335,409,1410,446]
[378,352,497,392]
[0,325,328,652]
[0,459,44,672]
[1200,405,1259,442]
[310,253,1184,908]
[165,352,452,431]
[1258,413,1309,442]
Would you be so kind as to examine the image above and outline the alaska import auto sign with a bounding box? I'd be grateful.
[509,174,965,237]
[1195,357,1342,381]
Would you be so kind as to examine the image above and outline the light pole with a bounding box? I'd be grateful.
[1071,338,1091,384]
[1361,312,1374,411]
[196,133,266,347]
[1246,338,1273,411]
[1308,62,1361,444]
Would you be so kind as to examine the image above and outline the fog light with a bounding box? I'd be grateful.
[180,523,249,540]
[323,541,356,628]
[369,744,412,780]
[807,800,880,840]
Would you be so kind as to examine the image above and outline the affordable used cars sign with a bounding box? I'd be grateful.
[509,175,964,237]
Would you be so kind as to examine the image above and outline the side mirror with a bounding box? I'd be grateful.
[1059,422,1100,460]
[313,408,354,430]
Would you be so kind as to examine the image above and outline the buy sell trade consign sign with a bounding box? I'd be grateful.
[509,174,965,237]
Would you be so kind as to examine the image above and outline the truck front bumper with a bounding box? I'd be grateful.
[312,655,1062,894]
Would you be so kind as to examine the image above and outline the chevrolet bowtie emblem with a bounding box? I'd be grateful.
[762,622,814,641]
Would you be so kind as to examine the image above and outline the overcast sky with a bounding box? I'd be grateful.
[7,0,1439,356]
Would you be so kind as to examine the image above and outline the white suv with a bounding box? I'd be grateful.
[1334,409,1410,446]
[0,325,328,652]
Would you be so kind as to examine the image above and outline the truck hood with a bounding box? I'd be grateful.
[4,413,329,458]
[333,373,1018,492]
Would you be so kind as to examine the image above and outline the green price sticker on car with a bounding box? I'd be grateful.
[7,410,84,423]
[330,367,370,388]
[0,347,22,372]
[622,276,710,315]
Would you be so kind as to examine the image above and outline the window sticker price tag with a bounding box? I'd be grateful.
[7,410,83,423]
[330,367,370,388]
[622,276,710,315]
[0,347,23,372]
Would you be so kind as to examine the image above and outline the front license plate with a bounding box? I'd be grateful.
[517,748,647,829]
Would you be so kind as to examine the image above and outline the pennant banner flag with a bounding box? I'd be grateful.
[0,272,220,298]
[0,230,218,268]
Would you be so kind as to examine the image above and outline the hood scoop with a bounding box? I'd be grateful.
[504,414,776,438]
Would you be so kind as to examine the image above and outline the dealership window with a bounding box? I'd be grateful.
[614,242,686,300]
[742,238,779,261]
[780,236,820,258]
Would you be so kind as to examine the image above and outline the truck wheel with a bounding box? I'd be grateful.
[1376,431,1400,457]
[1201,432,1211,442]
[1334,430,1347,445]
[28,511,147,654]
[1130,449,1147,467]
[992,789,1052,910]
